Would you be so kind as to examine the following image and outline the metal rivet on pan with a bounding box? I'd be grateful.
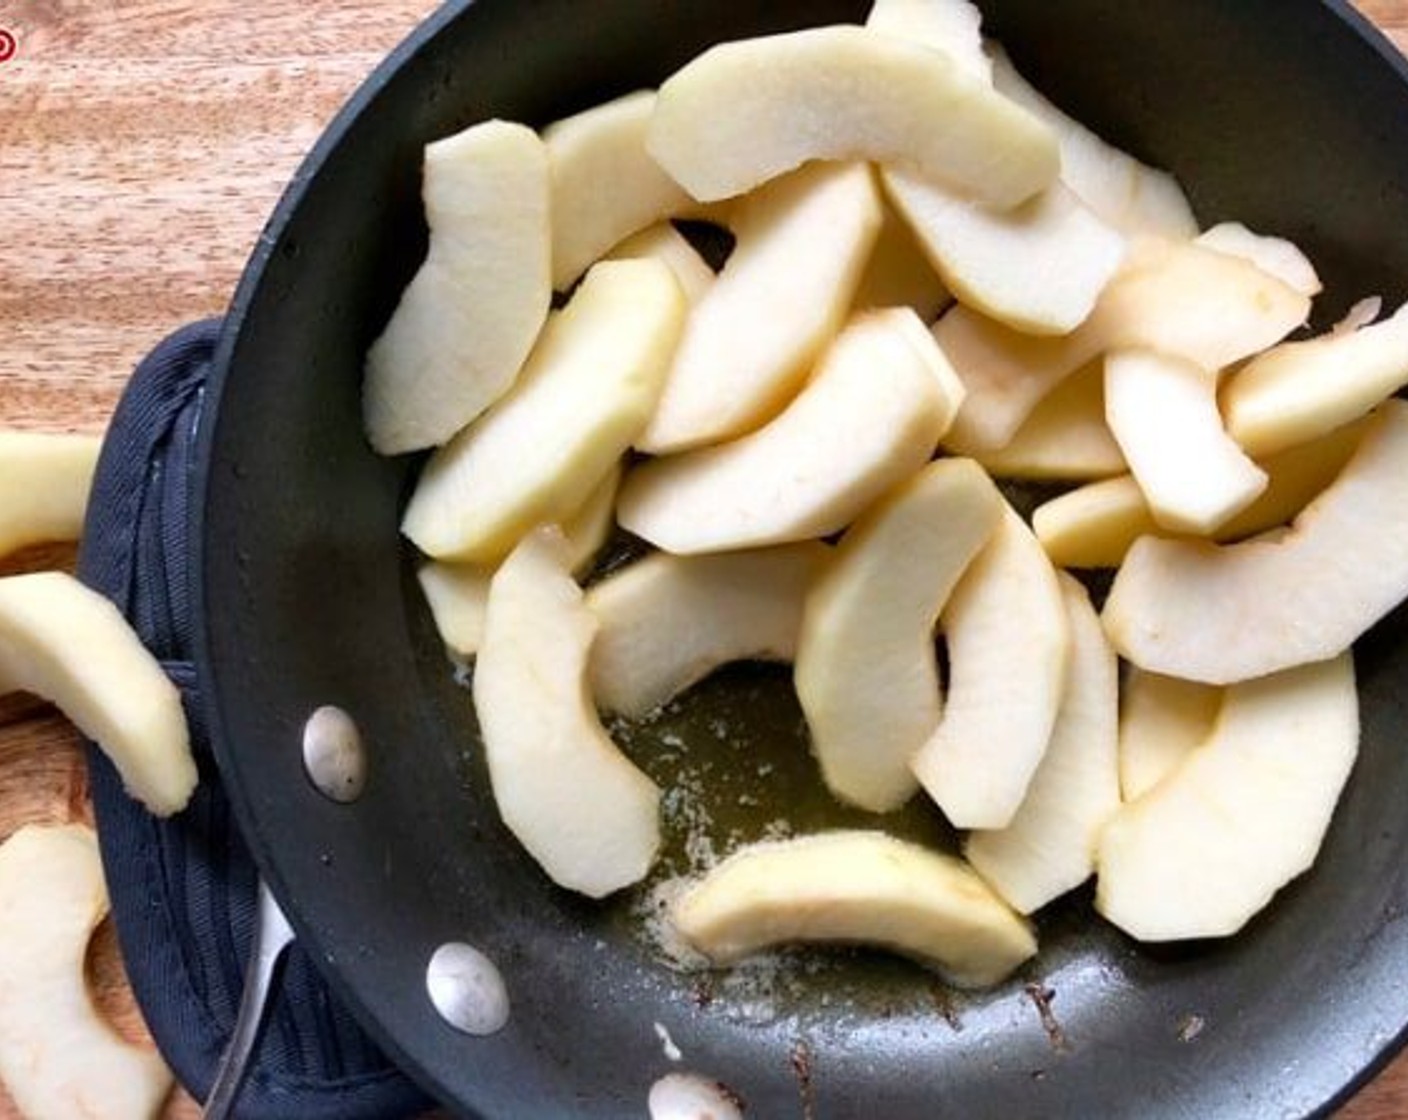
[426,942,510,1036]
[301,705,367,803]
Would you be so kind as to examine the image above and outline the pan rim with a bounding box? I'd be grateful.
[191,0,486,1107]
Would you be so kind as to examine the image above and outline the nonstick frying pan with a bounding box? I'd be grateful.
[193,1,1408,1115]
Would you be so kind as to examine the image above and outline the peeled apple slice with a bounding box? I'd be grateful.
[0,431,102,558]
[604,223,715,307]
[1178,416,1370,542]
[363,120,550,454]
[418,466,620,659]
[544,91,695,290]
[863,0,1125,335]
[990,47,1197,239]
[851,204,951,322]
[473,527,661,898]
[935,306,1095,454]
[869,0,1123,336]
[1033,477,1164,570]
[402,259,684,564]
[672,831,1036,988]
[618,308,962,555]
[648,25,1059,207]
[1224,301,1408,458]
[965,576,1120,914]
[0,825,173,1120]
[886,175,1126,336]
[911,505,1070,829]
[587,543,827,719]
[1105,350,1268,535]
[1118,669,1222,802]
[865,0,991,84]
[555,462,622,573]
[1097,655,1358,941]
[0,573,194,816]
[1032,418,1370,569]
[636,161,882,454]
[1094,237,1310,370]
[937,238,1310,453]
[1103,402,1408,683]
[975,362,1125,481]
[1195,222,1321,298]
[795,459,1003,812]
[417,566,491,663]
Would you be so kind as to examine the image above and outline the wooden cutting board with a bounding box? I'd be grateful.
[1,2,1406,1117]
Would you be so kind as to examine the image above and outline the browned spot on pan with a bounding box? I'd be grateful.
[1024,982,1068,1053]
[929,980,964,1032]
[790,1038,816,1120]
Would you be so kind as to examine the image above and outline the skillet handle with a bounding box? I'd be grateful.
[202,880,297,1120]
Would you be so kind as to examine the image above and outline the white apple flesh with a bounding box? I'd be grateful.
[934,304,1097,454]
[1224,300,1408,458]
[1097,654,1358,941]
[402,258,684,564]
[1195,222,1321,297]
[795,458,1004,812]
[0,572,194,817]
[1105,349,1268,535]
[544,91,695,290]
[869,0,1125,336]
[1033,418,1370,569]
[473,527,661,898]
[604,223,715,307]
[1094,238,1310,370]
[672,831,1036,988]
[911,504,1070,829]
[0,825,173,1120]
[865,0,991,84]
[851,203,952,322]
[0,431,102,559]
[586,542,828,719]
[990,47,1197,239]
[965,575,1120,913]
[1033,477,1159,570]
[885,175,1127,335]
[1118,668,1222,802]
[937,238,1309,453]
[618,308,963,554]
[636,161,882,454]
[976,362,1124,481]
[363,120,551,454]
[648,25,1059,206]
[1103,402,1408,684]
[417,466,621,660]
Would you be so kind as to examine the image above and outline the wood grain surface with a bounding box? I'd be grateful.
[0,2,1406,1118]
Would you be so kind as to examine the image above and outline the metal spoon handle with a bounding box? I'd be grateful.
[202,879,297,1120]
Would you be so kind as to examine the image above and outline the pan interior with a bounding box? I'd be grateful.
[197,1,1408,1116]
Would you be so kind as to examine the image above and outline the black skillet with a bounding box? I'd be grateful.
[192,1,1408,1115]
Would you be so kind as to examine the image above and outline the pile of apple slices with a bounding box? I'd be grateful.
[0,433,196,819]
[0,432,193,1114]
[371,0,1408,989]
